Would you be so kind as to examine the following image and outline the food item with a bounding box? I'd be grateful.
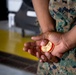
[41,41,54,52]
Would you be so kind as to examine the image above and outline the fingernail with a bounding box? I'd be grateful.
[31,37,34,39]
[23,48,25,51]
[41,41,45,46]
[40,59,43,62]
[24,43,27,46]
[41,55,45,60]
[28,49,31,54]
[36,52,39,58]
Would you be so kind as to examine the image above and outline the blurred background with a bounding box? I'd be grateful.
[0,0,40,75]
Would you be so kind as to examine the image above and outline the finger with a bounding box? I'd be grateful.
[27,49,35,56]
[55,53,63,58]
[23,48,25,51]
[23,47,28,51]
[41,55,47,62]
[45,52,59,63]
[39,59,43,63]
[36,41,41,46]
[28,49,31,54]
[24,42,32,50]
[51,50,63,58]
[36,52,41,58]
[51,56,60,63]
[23,46,32,52]
[44,52,52,60]
[28,48,37,56]
[30,42,36,47]
[24,42,31,47]
[31,32,51,41]
[40,40,48,46]
[36,46,41,52]
[31,34,44,41]
[27,48,34,54]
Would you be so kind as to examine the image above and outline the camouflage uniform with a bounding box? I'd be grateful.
[37,0,76,75]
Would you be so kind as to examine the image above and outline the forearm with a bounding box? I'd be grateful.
[32,0,55,33]
[63,25,76,49]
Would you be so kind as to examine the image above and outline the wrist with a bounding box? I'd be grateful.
[62,28,76,50]
[39,15,56,33]
[41,24,55,33]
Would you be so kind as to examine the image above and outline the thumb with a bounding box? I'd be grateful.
[31,32,51,41]
[31,34,44,41]
[31,33,49,46]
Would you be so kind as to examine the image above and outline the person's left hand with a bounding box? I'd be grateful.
[23,34,59,63]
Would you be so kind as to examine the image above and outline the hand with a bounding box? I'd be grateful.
[31,31,69,58]
[23,35,59,63]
